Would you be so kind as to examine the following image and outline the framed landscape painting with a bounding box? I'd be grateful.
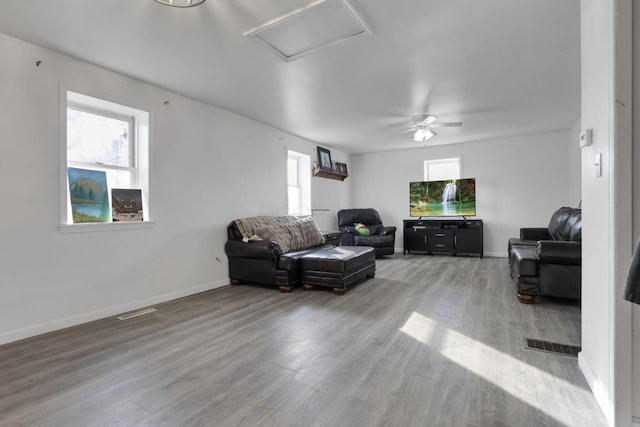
[67,167,110,223]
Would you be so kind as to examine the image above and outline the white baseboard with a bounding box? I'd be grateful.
[484,251,507,258]
[394,248,507,258]
[0,279,228,346]
[578,353,612,425]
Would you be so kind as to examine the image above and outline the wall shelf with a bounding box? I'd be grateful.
[313,167,348,181]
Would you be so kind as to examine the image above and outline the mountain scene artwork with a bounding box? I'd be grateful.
[67,167,110,223]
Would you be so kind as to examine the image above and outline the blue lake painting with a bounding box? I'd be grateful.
[67,167,110,223]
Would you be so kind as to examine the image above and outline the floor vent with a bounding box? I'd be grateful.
[117,308,156,320]
[525,338,581,357]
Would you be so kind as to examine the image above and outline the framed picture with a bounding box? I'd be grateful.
[317,146,332,171]
[67,167,111,223]
[112,188,144,222]
[335,162,348,175]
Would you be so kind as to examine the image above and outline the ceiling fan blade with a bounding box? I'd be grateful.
[412,114,436,126]
[429,122,462,128]
[423,115,436,126]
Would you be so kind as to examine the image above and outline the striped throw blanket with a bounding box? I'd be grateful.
[233,215,298,240]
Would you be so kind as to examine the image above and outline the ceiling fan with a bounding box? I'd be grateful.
[407,114,462,142]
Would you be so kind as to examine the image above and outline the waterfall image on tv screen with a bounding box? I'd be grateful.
[409,178,476,217]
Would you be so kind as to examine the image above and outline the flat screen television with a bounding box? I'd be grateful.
[409,178,476,217]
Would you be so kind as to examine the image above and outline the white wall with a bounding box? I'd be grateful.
[579,0,635,425]
[350,131,575,257]
[569,120,583,206]
[579,0,613,419]
[632,0,640,418]
[0,33,350,344]
[285,140,351,232]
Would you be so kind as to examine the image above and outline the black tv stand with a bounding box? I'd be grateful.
[403,218,483,258]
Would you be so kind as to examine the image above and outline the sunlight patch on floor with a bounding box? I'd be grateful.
[399,311,591,426]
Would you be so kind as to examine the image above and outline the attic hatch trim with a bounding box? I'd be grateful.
[244,0,370,62]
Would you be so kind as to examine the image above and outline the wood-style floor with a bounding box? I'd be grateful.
[0,255,607,427]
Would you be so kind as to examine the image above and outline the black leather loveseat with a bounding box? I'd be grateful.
[508,207,582,303]
[224,215,376,293]
[224,216,331,292]
[337,208,396,257]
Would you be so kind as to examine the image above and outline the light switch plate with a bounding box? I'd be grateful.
[580,128,593,147]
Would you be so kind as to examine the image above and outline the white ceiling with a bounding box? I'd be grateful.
[0,0,581,154]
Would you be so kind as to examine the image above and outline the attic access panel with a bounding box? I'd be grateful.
[244,0,369,61]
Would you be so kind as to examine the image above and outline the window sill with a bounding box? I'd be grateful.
[58,221,155,234]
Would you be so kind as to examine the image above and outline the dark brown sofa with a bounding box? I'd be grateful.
[224,216,333,292]
[508,207,582,303]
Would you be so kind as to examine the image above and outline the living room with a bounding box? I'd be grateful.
[0,0,638,426]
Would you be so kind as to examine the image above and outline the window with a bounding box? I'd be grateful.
[62,91,150,229]
[424,157,461,181]
[287,150,311,216]
[67,106,135,189]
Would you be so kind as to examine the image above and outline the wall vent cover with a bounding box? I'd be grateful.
[524,338,581,357]
[117,308,157,320]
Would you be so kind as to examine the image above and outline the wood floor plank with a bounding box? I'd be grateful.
[0,256,607,427]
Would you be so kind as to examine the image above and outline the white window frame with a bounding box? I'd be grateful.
[60,90,152,232]
[287,150,311,216]
[424,156,462,181]
[67,103,137,184]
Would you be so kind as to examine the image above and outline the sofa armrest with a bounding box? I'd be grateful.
[340,226,359,236]
[224,240,278,260]
[537,240,581,266]
[520,227,552,241]
[378,226,397,236]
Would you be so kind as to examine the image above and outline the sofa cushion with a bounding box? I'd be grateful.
[353,234,394,248]
[337,208,383,229]
[565,210,582,241]
[547,207,574,241]
[278,245,332,270]
[255,217,325,254]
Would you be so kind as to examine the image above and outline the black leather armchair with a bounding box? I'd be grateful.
[337,208,396,257]
[508,207,582,303]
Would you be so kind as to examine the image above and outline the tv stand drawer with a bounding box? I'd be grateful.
[427,229,454,252]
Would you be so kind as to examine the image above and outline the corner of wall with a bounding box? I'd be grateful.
[579,351,611,425]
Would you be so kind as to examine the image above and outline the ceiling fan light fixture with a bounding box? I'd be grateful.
[153,0,206,7]
[414,127,435,142]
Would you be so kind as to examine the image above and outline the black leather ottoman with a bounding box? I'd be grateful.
[299,246,376,295]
